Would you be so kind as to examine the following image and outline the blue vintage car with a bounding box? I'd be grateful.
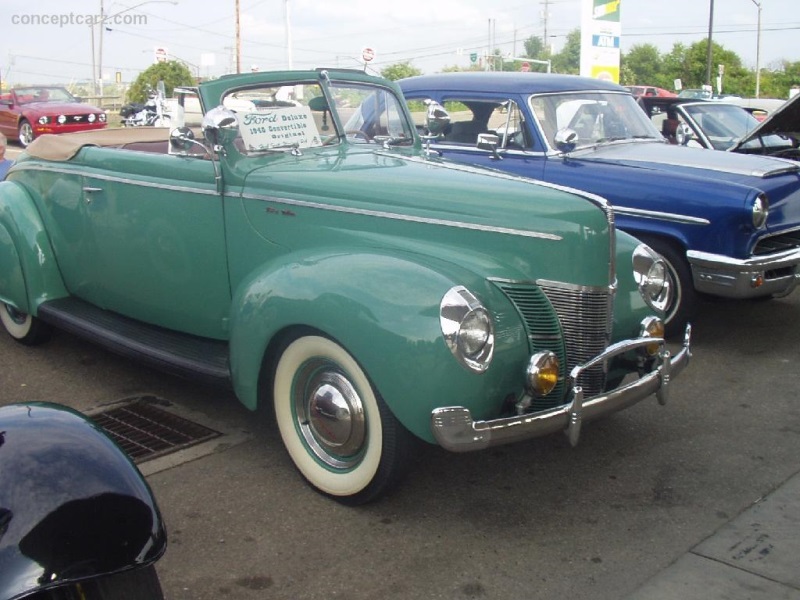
[400,72,800,334]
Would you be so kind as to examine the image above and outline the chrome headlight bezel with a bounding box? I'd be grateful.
[56,114,67,124]
[632,243,672,314]
[38,116,50,125]
[440,286,495,373]
[752,193,769,229]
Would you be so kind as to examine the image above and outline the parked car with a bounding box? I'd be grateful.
[0,69,690,504]
[0,86,107,148]
[625,85,676,98]
[638,94,799,161]
[399,72,800,334]
[0,402,166,599]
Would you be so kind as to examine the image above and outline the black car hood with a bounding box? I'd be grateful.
[732,94,800,151]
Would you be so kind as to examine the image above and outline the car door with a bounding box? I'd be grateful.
[72,146,231,339]
[406,94,546,180]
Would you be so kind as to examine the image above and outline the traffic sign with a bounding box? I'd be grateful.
[362,47,375,63]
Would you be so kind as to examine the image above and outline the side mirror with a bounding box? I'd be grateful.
[202,106,238,147]
[169,126,196,152]
[554,128,579,153]
[425,100,450,136]
[477,133,502,160]
[675,122,694,146]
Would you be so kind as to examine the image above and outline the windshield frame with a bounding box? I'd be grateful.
[215,72,416,154]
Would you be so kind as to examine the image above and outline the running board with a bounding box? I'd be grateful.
[37,297,231,386]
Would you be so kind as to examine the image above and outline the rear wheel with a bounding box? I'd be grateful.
[18,119,35,147]
[0,303,51,345]
[639,236,696,337]
[272,333,413,505]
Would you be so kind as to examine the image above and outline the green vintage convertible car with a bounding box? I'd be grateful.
[0,69,690,504]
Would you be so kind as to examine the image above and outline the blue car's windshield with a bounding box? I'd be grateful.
[530,92,662,150]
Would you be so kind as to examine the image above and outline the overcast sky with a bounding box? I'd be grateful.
[2,0,798,88]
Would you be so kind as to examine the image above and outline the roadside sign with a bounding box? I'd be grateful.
[154,47,168,63]
[362,47,375,63]
[521,62,530,72]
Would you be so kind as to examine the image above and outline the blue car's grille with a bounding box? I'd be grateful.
[753,229,800,255]
[495,281,612,411]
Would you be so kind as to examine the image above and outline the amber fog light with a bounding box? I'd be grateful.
[640,316,664,357]
[526,351,559,396]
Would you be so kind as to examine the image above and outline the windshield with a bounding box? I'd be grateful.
[13,87,77,104]
[530,91,662,150]
[682,103,788,151]
[220,79,414,153]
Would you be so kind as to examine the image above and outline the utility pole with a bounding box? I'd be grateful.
[751,0,762,98]
[235,0,241,73]
[285,0,293,69]
[705,0,714,87]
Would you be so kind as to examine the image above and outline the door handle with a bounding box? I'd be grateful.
[82,186,102,204]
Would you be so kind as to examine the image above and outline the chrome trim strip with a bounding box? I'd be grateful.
[687,247,800,269]
[11,164,219,196]
[430,325,692,452]
[615,205,710,226]
[239,191,563,241]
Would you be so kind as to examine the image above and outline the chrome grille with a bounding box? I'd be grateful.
[753,229,800,255]
[496,280,613,407]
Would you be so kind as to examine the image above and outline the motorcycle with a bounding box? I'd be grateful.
[0,402,167,600]
[119,81,170,128]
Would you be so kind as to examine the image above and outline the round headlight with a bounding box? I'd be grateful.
[57,114,67,124]
[752,194,769,229]
[440,286,495,373]
[87,113,96,123]
[632,244,672,313]
[526,351,560,396]
[38,116,49,125]
[99,112,107,122]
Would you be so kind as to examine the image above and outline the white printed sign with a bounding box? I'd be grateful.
[239,105,321,151]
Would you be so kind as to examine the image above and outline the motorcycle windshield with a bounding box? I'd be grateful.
[0,403,167,599]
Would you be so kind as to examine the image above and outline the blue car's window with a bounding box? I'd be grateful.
[530,92,661,149]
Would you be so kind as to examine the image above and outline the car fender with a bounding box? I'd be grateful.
[0,181,68,314]
[228,248,529,442]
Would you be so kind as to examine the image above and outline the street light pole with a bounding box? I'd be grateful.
[705,0,714,87]
[751,0,762,98]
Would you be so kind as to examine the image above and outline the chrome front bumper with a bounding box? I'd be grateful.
[687,247,800,299]
[431,325,692,452]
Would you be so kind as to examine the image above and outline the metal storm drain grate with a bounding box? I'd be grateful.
[92,398,222,463]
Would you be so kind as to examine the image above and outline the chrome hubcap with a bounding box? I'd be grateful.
[294,361,366,469]
[3,303,27,325]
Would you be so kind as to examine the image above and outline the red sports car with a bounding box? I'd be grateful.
[0,86,107,147]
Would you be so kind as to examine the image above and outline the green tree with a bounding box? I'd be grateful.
[551,29,581,74]
[621,44,666,88]
[127,60,194,103]
[523,36,548,61]
[380,62,422,81]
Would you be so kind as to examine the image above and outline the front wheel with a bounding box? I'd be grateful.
[18,119,35,147]
[272,334,413,505]
[0,303,51,345]
[639,236,696,337]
